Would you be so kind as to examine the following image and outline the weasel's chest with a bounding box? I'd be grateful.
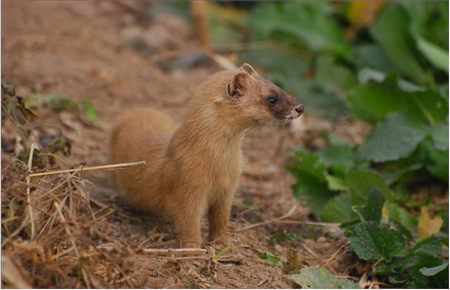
[207,153,242,196]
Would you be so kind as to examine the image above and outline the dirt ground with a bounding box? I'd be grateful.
[2,1,358,288]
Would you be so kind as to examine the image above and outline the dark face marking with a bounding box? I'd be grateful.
[263,85,298,120]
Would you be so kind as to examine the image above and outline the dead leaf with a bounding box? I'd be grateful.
[418,207,443,240]
[346,0,385,39]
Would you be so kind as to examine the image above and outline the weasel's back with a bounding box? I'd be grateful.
[109,108,178,208]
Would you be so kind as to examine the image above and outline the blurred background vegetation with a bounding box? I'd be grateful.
[149,0,448,287]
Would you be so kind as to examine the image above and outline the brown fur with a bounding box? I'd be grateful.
[110,64,303,248]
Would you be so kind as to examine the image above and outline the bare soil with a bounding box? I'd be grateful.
[2,1,358,288]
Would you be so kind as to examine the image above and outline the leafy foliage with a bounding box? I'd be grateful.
[241,1,449,287]
[345,191,448,288]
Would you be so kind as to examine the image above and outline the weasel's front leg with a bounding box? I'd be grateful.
[173,211,202,248]
[208,192,234,244]
[171,194,206,248]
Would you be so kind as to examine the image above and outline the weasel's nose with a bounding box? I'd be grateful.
[295,104,304,115]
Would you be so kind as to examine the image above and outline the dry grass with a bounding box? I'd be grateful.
[1,152,147,288]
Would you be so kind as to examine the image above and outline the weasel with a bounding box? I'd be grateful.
[110,64,304,248]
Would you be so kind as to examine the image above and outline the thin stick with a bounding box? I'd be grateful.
[54,202,90,288]
[28,161,146,177]
[235,205,297,232]
[278,220,340,227]
[323,241,350,267]
[300,242,320,259]
[142,248,207,257]
[26,143,36,240]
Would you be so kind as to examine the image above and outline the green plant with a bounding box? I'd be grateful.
[240,1,448,287]
[25,93,98,124]
[345,190,448,288]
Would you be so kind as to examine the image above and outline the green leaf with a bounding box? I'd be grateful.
[347,83,448,125]
[386,202,417,231]
[415,34,449,72]
[409,254,449,288]
[419,139,449,181]
[411,237,442,257]
[321,192,352,223]
[345,169,394,205]
[325,175,347,191]
[370,3,431,84]
[248,1,351,59]
[353,189,385,223]
[403,1,449,53]
[259,252,283,267]
[429,124,449,151]
[79,101,97,123]
[318,145,355,171]
[290,267,360,289]
[357,113,428,162]
[420,261,449,276]
[349,222,405,262]
[289,150,335,216]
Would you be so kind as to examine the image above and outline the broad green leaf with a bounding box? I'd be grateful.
[402,0,449,51]
[345,169,394,205]
[259,252,283,267]
[415,34,449,72]
[248,1,351,59]
[347,83,448,125]
[411,237,442,257]
[385,202,418,231]
[321,192,352,222]
[318,145,355,171]
[290,267,360,289]
[420,261,449,276]
[370,3,431,84]
[419,139,449,181]
[289,151,334,216]
[349,222,405,262]
[357,113,428,162]
[409,254,449,288]
[353,189,384,223]
[429,124,449,151]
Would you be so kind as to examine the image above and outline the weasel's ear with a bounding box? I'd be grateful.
[239,63,259,77]
[226,72,251,99]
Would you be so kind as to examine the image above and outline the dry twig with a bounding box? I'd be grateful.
[322,241,350,267]
[28,160,146,177]
[235,205,297,232]
[142,248,207,259]
[26,143,36,240]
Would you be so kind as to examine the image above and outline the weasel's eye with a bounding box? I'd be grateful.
[266,96,279,105]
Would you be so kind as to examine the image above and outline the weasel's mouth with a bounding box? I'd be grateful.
[286,110,303,120]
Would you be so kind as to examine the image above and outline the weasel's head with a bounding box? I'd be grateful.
[224,63,304,126]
